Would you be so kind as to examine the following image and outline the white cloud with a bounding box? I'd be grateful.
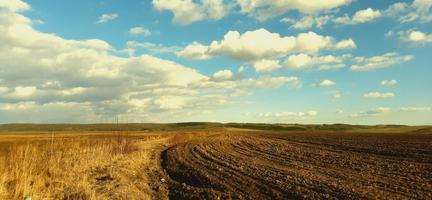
[384,2,409,18]
[408,31,430,42]
[333,38,356,49]
[380,80,397,86]
[282,15,331,30]
[285,1,430,29]
[351,8,381,23]
[0,4,257,122]
[0,86,9,94]
[0,102,101,123]
[399,106,432,112]
[178,29,354,62]
[284,54,314,69]
[363,92,395,98]
[153,0,352,24]
[385,0,432,23]
[9,86,37,98]
[258,110,318,118]
[0,0,314,123]
[0,0,30,12]
[176,42,211,60]
[319,80,336,87]
[96,13,118,24]
[351,107,391,117]
[212,70,233,81]
[153,95,188,110]
[292,16,314,29]
[0,101,36,111]
[351,52,413,71]
[193,75,300,90]
[334,8,381,25]
[237,0,351,21]
[60,87,87,96]
[252,59,281,72]
[399,30,432,45]
[129,27,151,37]
[284,54,343,70]
[152,0,230,25]
[208,29,326,61]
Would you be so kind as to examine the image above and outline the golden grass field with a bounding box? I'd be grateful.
[0,130,189,200]
[0,123,431,200]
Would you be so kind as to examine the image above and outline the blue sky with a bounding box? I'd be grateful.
[0,0,431,124]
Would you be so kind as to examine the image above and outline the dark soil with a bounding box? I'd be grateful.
[160,132,432,200]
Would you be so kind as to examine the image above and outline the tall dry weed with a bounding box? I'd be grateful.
[0,135,146,200]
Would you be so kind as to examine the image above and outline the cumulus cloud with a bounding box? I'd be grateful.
[284,1,430,29]
[1,2,306,122]
[351,107,390,118]
[281,15,331,29]
[380,80,397,86]
[284,54,344,70]
[319,80,336,87]
[252,59,281,72]
[212,70,233,81]
[150,0,432,26]
[408,31,432,42]
[333,8,381,25]
[333,38,356,49]
[0,0,30,12]
[153,0,351,24]
[96,13,118,24]
[363,92,395,98]
[237,0,351,21]
[129,27,151,37]
[350,52,413,71]
[178,28,355,63]
[176,42,211,60]
[398,30,432,45]
[152,0,230,25]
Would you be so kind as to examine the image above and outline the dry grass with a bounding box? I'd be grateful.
[0,132,168,200]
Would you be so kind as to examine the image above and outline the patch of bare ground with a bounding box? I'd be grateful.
[161,131,432,200]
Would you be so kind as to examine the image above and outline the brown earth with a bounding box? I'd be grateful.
[160,131,432,200]
[1,125,432,199]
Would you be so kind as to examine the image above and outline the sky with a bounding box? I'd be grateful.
[0,0,431,124]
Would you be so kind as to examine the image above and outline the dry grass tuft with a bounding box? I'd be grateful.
[0,133,166,200]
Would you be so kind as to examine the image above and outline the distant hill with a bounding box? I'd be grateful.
[0,122,222,132]
[0,123,429,133]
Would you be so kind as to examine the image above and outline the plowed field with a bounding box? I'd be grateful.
[161,132,432,200]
